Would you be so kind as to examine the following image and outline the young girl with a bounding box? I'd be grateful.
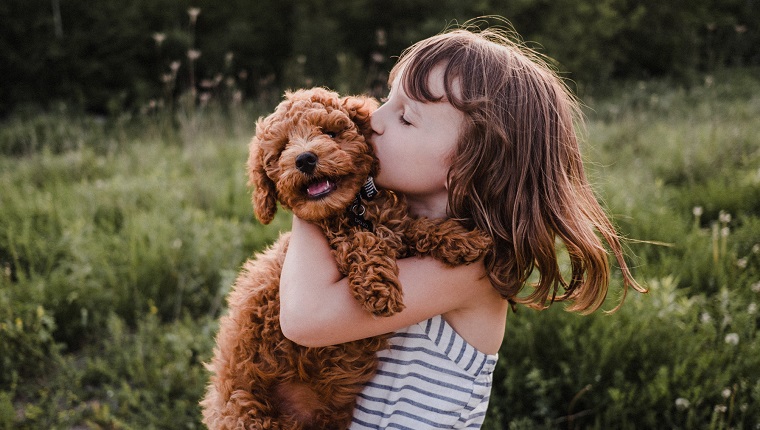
[279,25,643,429]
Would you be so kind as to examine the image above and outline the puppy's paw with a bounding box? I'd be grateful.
[412,220,492,265]
[350,271,405,317]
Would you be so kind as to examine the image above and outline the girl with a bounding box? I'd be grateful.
[279,25,644,429]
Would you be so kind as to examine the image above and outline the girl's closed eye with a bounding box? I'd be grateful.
[399,115,412,126]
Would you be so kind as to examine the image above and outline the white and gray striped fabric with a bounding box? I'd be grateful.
[350,315,497,429]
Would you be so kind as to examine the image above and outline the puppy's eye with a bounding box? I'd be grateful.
[324,131,337,138]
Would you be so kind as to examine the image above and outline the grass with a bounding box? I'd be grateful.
[1,69,759,429]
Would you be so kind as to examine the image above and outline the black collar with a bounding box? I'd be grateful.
[347,176,378,231]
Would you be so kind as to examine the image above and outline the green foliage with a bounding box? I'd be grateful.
[483,69,760,429]
[1,70,759,428]
[1,1,758,113]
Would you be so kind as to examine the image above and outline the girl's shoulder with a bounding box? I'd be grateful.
[443,274,508,355]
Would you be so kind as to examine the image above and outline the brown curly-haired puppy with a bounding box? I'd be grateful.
[200,88,491,430]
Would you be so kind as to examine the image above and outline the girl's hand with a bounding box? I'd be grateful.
[280,216,497,348]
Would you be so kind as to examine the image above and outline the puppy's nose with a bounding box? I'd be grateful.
[295,151,318,174]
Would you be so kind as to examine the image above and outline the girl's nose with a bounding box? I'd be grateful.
[370,105,385,135]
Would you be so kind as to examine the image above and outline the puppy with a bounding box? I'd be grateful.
[201,88,490,429]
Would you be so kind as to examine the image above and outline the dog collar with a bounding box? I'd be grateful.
[360,176,379,200]
[347,176,378,231]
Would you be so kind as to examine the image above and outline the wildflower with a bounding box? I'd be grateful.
[371,52,385,64]
[161,73,174,84]
[225,52,234,66]
[700,312,712,324]
[719,210,731,224]
[188,7,201,25]
[749,303,758,315]
[724,333,739,345]
[752,244,759,254]
[170,61,181,73]
[714,404,727,413]
[735,25,747,34]
[152,32,166,47]
[187,50,201,61]
[375,28,387,47]
[722,388,732,399]
[721,226,730,238]
[675,398,690,410]
[737,257,748,269]
[692,206,703,217]
[752,282,760,293]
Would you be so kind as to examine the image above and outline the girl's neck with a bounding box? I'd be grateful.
[405,193,449,219]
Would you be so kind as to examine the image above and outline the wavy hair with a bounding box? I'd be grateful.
[391,25,645,312]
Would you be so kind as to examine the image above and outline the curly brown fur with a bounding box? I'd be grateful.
[200,88,492,430]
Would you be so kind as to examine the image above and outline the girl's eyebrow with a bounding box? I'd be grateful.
[404,99,421,118]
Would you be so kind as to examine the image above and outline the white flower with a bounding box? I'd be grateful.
[700,312,712,324]
[719,210,732,224]
[722,388,732,399]
[724,333,739,345]
[752,244,760,254]
[715,404,727,413]
[152,32,166,46]
[749,303,758,314]
[737,258,748,269]
[187,50,201,61]
[675,398,690,410]
[188,7,201,24]
[752,282,760,293]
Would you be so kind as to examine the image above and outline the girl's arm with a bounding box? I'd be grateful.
[279,216,488,347]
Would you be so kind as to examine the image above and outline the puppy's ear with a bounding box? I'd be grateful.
[247,136,277,224]
[341,96,379,138]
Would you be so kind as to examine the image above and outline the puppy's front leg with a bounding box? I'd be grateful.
[343,231,405,317]
[407,219,492,266]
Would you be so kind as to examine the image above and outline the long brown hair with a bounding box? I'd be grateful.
[392,26,645,313]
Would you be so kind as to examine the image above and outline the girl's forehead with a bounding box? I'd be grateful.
[392,63,454,103]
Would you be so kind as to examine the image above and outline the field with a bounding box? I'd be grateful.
[1,69,759,429]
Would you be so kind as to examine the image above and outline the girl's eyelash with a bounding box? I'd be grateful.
[399,115,411,126]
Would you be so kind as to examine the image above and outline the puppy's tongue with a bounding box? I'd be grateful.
[307,179,334,197]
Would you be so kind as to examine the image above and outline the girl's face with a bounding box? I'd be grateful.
[369,65,465,215]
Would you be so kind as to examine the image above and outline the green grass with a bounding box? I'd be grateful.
[1,69,759,429]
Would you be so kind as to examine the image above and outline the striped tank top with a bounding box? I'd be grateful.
[350,315,497,429]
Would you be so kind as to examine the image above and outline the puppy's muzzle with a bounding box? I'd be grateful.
[296,152,318,174]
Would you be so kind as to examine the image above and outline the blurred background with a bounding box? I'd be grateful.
[2,0,759,115]
[1,1,759,429]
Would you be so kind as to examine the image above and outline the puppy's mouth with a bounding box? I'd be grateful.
[305,178,337,199]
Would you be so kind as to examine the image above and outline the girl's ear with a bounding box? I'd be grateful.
[248,136,277,224]
[341,96,379,138]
